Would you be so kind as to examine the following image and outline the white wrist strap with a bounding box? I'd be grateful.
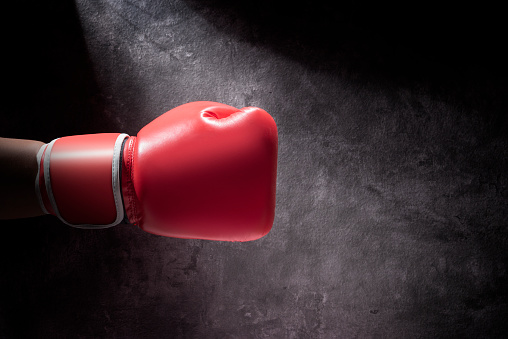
[35,142,50,215]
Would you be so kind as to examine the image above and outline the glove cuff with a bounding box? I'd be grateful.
[35,133,129,228]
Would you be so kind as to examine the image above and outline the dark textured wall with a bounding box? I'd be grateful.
[1,1,507,338]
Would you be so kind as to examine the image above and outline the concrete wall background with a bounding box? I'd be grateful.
[1,1,507,338]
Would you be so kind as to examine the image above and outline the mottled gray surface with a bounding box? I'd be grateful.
[1,0,507,338]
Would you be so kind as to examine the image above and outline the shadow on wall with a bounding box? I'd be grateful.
[185,0,507,77]
[185,0,508,121]
[0,0,135,140]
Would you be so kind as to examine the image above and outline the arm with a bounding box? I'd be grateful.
[0,137,45,219]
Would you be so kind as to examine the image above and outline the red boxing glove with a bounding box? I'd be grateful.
[35,101,278,241]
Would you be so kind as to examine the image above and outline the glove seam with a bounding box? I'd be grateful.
[127,137,141,225]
